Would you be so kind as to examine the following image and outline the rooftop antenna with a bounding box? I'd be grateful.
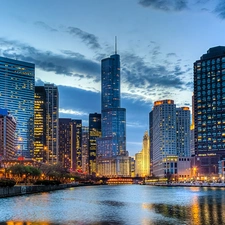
[115,36,117,54]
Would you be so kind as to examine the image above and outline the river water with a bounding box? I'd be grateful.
[0,185,225,225]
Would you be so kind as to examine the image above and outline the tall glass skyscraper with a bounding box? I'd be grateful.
[97,46,128,176]
[0,57,35,158]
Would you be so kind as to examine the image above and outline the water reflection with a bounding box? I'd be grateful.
[1,186,225,225]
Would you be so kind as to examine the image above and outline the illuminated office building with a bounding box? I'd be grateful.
[58,119,82,171]
[97,43,128,177]
[134,131,150,177]
[82,126,89,173]
[0,109,16,160]
[44,84,59,164]
[193,46,225,175]
[149,100,190,178]
[89,113,101,175]
[34,86,46,162]
[0,57,35,158]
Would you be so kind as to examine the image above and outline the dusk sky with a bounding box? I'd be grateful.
[1,0,225,156]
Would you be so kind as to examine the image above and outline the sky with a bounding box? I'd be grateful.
[1,0,225,156]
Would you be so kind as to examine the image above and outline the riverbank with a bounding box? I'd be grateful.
[0,183,80,198]
[147,182,225,188]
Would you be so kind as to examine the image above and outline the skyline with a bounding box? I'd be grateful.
[1,0,225,156]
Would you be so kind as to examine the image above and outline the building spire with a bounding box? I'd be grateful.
[115,36,117,54]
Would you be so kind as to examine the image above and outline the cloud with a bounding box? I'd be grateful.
[34,21,58,32]
[214,0,225,19]
[0,38,100,81]
[139,0,188,11]
[59,108,88,116]
[67,27,101,49]
[121,52,189,90]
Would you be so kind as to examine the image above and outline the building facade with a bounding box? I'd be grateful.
[97,49,128,177]
[0,57,35,158]
[89,113,101,175]
[82,126,89,174]
[194,46,225,175]
[34,86,46,162]
[0,109,16,160]
[149,100,191,178]
[58,119,82,171]
[44,84,59,164]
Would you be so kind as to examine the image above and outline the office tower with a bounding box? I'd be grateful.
[82,126,89,174]
[176,107,190,157]
[0,109,16,160]
[58,119,82,171]
[190,94,195,156]
[97,42,128,177]
[150,100,191,178]
[134,131,150,177]
[34,86,46,162]
[0,57,35,158]
[193,46,225,174]
[44,84,59,164]
[89,113,101,175]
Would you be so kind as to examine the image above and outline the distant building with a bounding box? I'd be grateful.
[0,57,35,158]
[149,100,191,178]
[58,118,82,171]
[0,109,16,160]
[82,126,89,174]
[193,46,225,175]
[34,86,46,162]
[89,113,101,175]
[44,84,59,164]
[134,131,150,177]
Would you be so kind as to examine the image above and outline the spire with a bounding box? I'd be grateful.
[115,36,117,54]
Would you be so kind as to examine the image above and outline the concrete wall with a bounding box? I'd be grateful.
[0,183,78,198]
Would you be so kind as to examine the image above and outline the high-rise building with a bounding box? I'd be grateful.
[0,57,35,158]
[44,84,59,164]
[58,118,82,171]
[134,131,150,177]
[97,43,128,177]
[176,107,190,157]
[193,46,225,175]
[0,109,16,160]
[34,86,46,162]
[149,100,190,178]
[89,113,101,175]
[82,126,89,174]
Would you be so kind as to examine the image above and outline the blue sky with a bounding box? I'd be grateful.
[1,0,225,156]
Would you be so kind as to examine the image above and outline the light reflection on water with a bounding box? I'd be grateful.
[0,185,225,225]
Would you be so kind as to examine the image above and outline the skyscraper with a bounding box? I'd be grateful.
[0,57,35,158]
[82,126,89,174]
[34,86,46,162]
[97,41,128,176]
[193,46,225,175]
[89,113,101,175]
[44,84,59,164]
[149,100,190,178]
[0,109,16,160]
[58,118,82,171]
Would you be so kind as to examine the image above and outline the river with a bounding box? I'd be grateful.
[0,185,225,225]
